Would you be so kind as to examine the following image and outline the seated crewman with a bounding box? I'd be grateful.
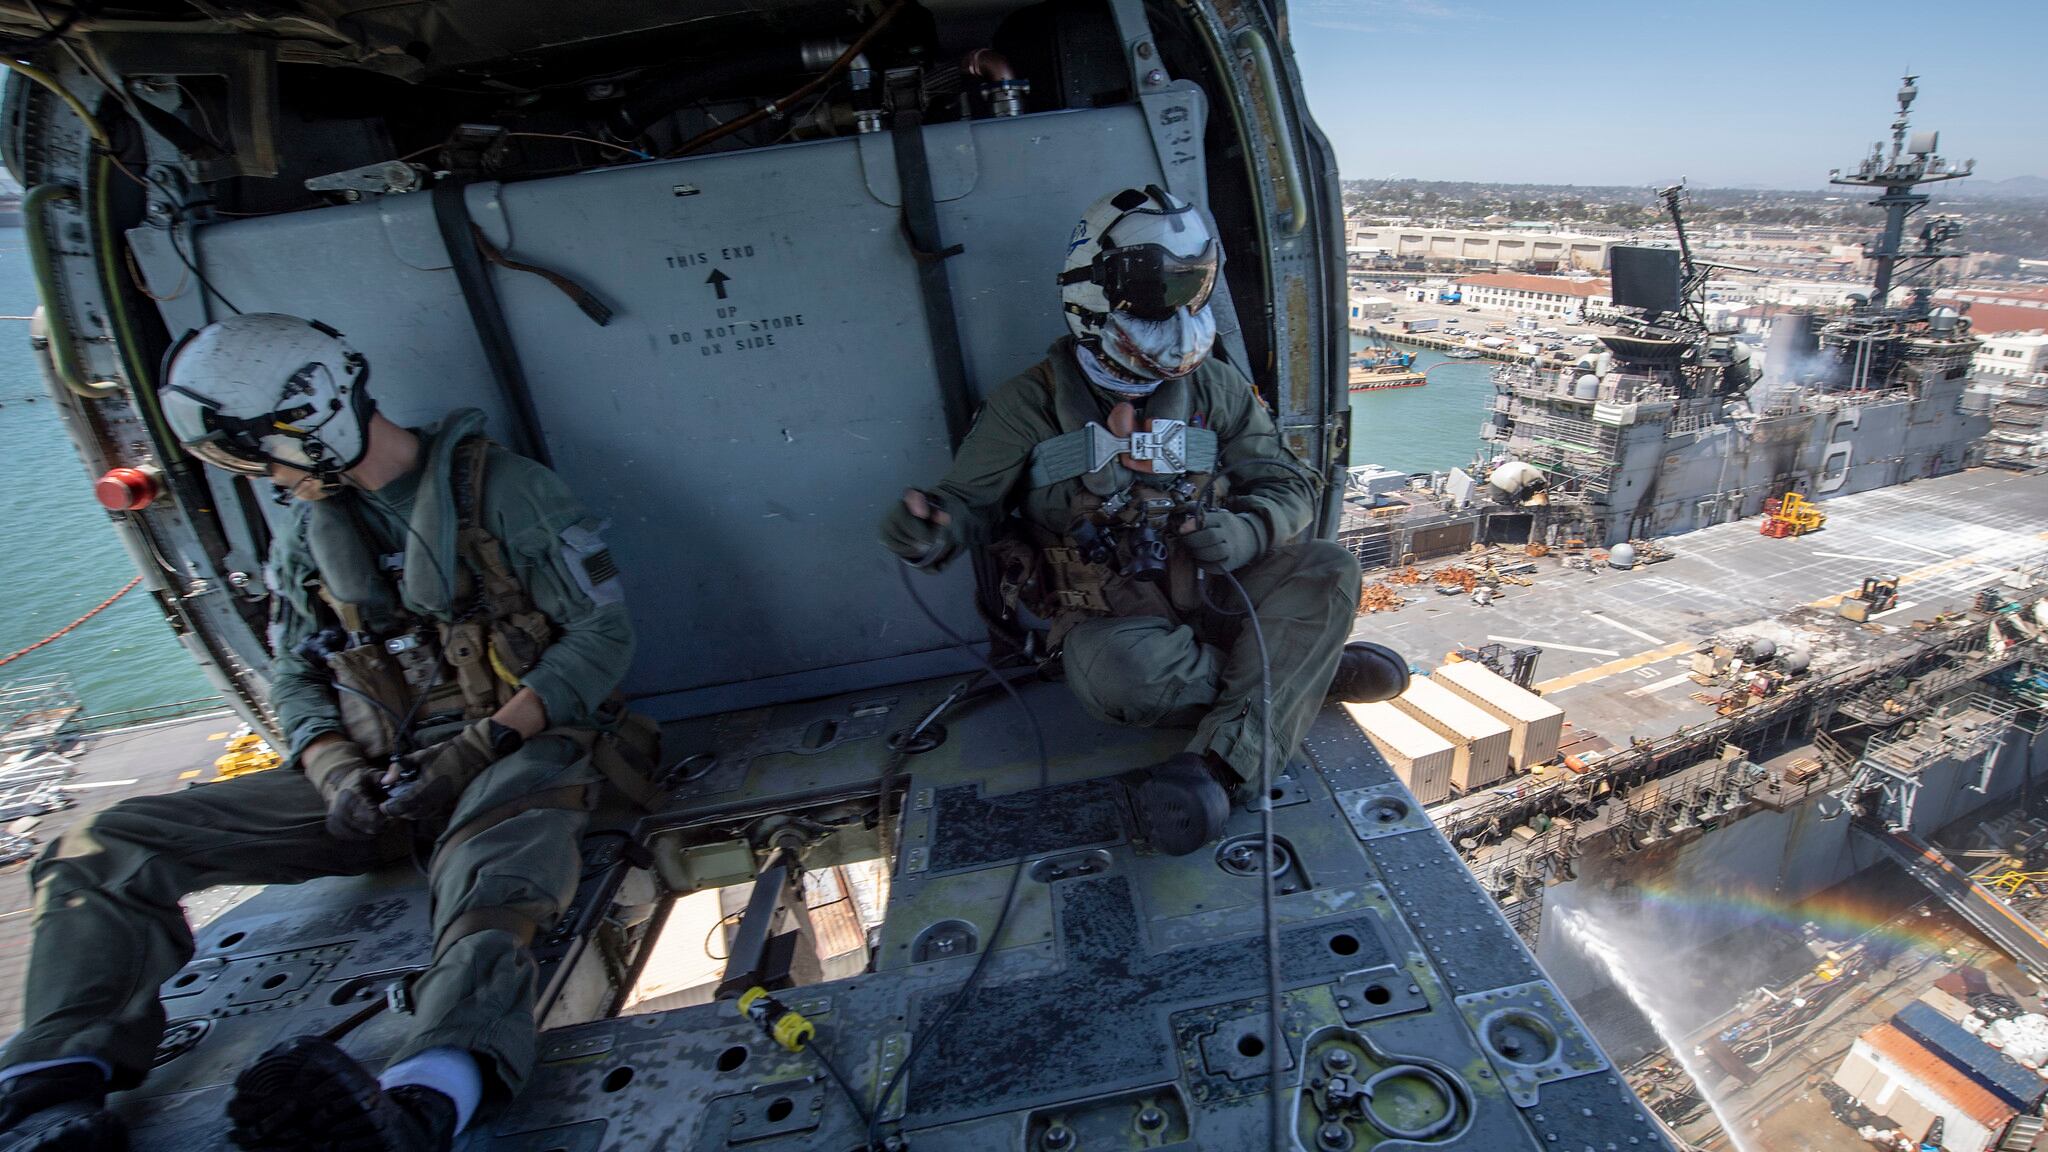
[880,186,1407,856]
[0,314,647,1152]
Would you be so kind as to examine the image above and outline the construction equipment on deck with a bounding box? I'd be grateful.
[1838,574,1901,622]
[1760,491,1826,538]
[1450,642,1542,689]
[212,729,281,779]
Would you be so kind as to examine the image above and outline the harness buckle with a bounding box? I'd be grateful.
[1083,419,1188,473]
[1125,419,1190,472]
[386,971,418,1015]
[1052,588,1109,612]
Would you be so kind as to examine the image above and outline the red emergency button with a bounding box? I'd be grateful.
[94,466,161,511]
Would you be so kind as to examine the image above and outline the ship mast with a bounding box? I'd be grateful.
[1828,74,1973,315]
[1656,182,1708,329]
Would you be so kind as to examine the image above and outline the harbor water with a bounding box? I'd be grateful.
[1346,334,1495,476]
[0,233,215,716]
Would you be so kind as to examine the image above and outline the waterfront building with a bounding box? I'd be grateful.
[1453,272,1609,320]
[1972,331,2048,378]
[1345,223,1615,272]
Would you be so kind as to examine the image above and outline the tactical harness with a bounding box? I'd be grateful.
[295,437,661,964]
[995,358,1231,648]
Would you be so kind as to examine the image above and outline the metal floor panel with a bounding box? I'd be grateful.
[116,677,1666,1149]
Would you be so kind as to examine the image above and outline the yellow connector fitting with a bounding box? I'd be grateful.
[738,985,815,1053]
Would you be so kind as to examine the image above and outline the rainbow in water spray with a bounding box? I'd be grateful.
[1628,879,1954,955]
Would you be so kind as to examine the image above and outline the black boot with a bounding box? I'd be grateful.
[227,1037,457,1152]
[1327,641,1410,704]
[0,1064,125,1152]
[1122,752,1231,857]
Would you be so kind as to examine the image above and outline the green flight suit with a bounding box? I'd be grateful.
[882,339,1359,786]
[3,410,635,1108]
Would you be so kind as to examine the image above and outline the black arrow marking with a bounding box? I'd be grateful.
[706,268,731,299]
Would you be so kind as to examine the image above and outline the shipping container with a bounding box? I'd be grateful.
[1390,676,1512,790]
[1344,702,1455,806]
[1893,1001,2046,1110]
[1836,1022,2016,1152]
[1431,661,1566,770]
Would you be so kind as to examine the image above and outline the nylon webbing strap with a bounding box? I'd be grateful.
[889,99,972,450]
[429,782,596,871]
[431,184,553,468]
[1026,422,1218,487]
[593,734,662,810]
[434,906,539,962]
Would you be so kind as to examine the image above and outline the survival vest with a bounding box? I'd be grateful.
[301,436,553,760]
[993,354,1224,647]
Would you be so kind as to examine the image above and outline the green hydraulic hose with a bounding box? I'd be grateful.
[10,57,186,456]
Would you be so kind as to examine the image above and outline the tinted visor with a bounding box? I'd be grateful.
[164,384,315,475]
[1094,239,1219,320]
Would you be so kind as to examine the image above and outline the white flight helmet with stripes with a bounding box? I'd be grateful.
[1059,185,1221,382]
[161,313,375,478]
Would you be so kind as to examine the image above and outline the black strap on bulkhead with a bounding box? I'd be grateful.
[430,184,554,468]
[888,91,973,449]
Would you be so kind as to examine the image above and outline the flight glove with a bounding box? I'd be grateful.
[302,739,386,841]
[1179,510,1267,572]
[879,489,968,570]
[381,719,499,826]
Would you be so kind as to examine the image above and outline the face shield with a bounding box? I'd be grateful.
[1069,239,1220,320]
[164,366,367,478]
[1059,192,1220,321]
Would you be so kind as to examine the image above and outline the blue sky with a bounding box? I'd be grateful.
[1288,0,2047,188]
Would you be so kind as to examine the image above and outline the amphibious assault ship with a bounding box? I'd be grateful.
[1325,80,2048,1151]
[1339,77,1991,568]
[0,0,1674,1148]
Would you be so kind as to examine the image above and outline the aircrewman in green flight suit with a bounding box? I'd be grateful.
[0,314,647,1152]
[880,187,1408,857]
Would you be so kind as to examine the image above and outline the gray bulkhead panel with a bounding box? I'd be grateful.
[129,104,1201,716]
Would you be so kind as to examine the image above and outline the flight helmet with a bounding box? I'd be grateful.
[162,314,374,477]
[1059,185,1220,380]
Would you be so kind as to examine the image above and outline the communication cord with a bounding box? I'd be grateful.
[1217,568,1287,1152]
[804,1030,877,1134]
[872,560,1050,1150]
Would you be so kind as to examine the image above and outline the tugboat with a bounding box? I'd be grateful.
[1349,342,1427,391]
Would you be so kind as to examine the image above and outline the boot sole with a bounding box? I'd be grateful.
[0,1103,127,1152]
[227,1036,395,1151]
[1134,773,1229,857]
[1332,643,1411,704]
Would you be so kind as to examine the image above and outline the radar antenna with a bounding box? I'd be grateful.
[1828,75,1973,315]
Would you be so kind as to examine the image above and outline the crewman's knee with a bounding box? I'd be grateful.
[434,810,588,920]
[1253,538,1360,604]
[33,796,181,889]
[1062,616,1216,726]
[1296,539,1362,588]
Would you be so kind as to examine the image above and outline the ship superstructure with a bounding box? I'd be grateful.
[1464,78,1987,550]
